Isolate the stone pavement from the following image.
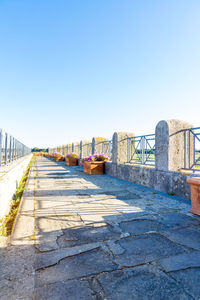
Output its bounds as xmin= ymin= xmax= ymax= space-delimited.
xmin=0 ymin=156 xmax=200 ymax=299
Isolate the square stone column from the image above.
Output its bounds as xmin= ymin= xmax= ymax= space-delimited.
xmin=155 ymin=120 xmax=194 ymax=171
xmin=80 ymin=141 xmax=83 ymax=159
xmin=112 ymin=132 xmax=134 ymax=164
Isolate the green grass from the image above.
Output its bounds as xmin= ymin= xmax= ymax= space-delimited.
xmin=0 ymin=157 xmax=33 ymax=236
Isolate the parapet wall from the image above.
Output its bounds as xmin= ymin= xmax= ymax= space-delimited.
xmin=105 ymin=162 xmax=191 ymax=200
xmin=49 ymin=119 xmax=200 ymax=200
xmin=0 ymin=154 xmax=32 ymax=219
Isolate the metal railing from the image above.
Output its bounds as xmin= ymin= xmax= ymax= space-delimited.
xmin=95 ymin=140 xmax=112 ymax=159
xmin=82 ymin=143 xmax=92 ymax=156
xmin=0 ymin=129 xmax=31 ymax=167
xmin=127 ymin=134 xmax=155 ymax=165
xmin=102 ymin=140 xmax=112 ymax=159
xmin=182 ymin=127 xmax=200 ymax=171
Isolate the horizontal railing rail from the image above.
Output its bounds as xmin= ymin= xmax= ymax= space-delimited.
xmin=127 ymin=134 xmax=155 ymax=165
xmin=0 ymin=129 xmax=31 ymax=167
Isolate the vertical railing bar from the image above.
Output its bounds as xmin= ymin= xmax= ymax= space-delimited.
xmin=184 ymin=130 xmax=187 ymax=169
xmin=5 ymin=133 xmax=8 ymax=165
xmin=127 ymin=138 xmax=130 ymax=163
xmin=0 ymin=129 xmax=2 ymax=166
xmin=189 ymin=130 xmax=191 ymax=169
xmin=9 ymin=135 xmax=12 ymax=162
xmin=193 ymin=131 xmax=196 ymax=167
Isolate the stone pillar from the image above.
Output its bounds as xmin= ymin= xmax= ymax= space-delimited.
xmin=112 ymin=132 xmax=134 ymax=164
xmin=155 ymin=120 xmax=193 ymax=171
xmin=80 ymin=141 xmax=83 ymax=159
xmin=92 ymin=137 xmax=106 ymax=154
xmin=72 ymin=143 xmax=74 ymax=152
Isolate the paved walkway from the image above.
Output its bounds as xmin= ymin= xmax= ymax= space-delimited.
xmin=1 ymin=157 xmax=200 ymax=299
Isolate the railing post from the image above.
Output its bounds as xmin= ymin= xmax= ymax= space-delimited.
xmin=112 ymin=132 xmax=134 ymax=164
xmin=9 ymin=136 xmax=12 ymax=162
xmin=155 ymin=120 xmax=193 ymax=171
xmin=80 ymin=141 xmax=83 ymax=159
xmin=0 ymin=130 xmax=2 ymax=166
xmin=12 ymin=137 xmax=14 ymax=161
xmin=109 ymin=141 xmax=112 ymax=159
xmin=141 ymin=136 xmax=145 ymax=164
xmin=127 ymin=138 xmax=131 ymax=163
xmin=5 ymin=133 xmax=8 ymax=165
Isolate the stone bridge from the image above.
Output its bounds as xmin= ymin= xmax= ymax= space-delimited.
xmin=0 ymin=156 xmax=200 ymax=299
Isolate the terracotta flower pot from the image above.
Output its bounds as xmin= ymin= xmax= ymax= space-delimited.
xmin=66 ymin=157 xmax=78 ymax=166
xmin=187 ymin=177 xmax=200 ymax=216
xmin=84 ymin=161 xmax=104 ymax=175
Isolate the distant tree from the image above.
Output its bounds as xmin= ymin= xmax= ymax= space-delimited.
xmin=31 ymin=147 xmax=48 ymax=153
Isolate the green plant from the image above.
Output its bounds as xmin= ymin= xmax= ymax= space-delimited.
xmin=0 ymin=157 xmax=33 ymax=236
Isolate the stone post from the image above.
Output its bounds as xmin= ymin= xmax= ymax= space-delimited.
xmin=112 ymin=132 xmax=134 ymax=164
xmin=92 ymin=137 xmax=107 ymax=155
xmin=155 ymin=119 xmax=193 ymax=171
xmin=80 ymin=141 xmax=83 ymax=159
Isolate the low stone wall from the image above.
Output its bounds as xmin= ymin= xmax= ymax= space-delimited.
xmin=0 ymin=154 xmax=33 ymax=219
xmin=105 ymin=162 xmax=191 ymax=200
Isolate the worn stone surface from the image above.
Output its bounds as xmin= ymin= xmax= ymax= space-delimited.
xmin=162 ymin=226 xmax=200 ymax=250
xmin=36 ymin=279 xmax=97 ymax=300
xmin=36 ymin=248 xmax=118 ymax=286
xmin=1 ymin=156 xmax=200 ymax=300
xmin=157 ymin=251 xmax=200 ymax=272
xmin=170 ymin=268 xmax=200 ymax=299
xmin=112 ymin=233 xmax=187 ymax=267
xmin=93 ymin=265 xmax=193 ymax=300
xmin=119 ymin=219 xmax=164 ymax=235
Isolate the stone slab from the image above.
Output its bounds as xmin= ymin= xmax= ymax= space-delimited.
xmin=93 ymin=265 xmax=192 ymax=300
xmin=35 ymin=279 xmax=96 ymax=300
xmin=162 ymin=226 xmax=200 ymax=250
xmin=112 ymin=233 xmax=187 ymax=267
xmin=170 ymin=268 xmax=200 ymax=299
xmin=36 ymin=248 xmax=118 ymax=286
xmin=157 ymin=251 xmax=200 ymax=272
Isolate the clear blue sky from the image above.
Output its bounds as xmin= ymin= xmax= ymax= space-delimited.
xmin=0 ymin=0 xmax=200 ymax=148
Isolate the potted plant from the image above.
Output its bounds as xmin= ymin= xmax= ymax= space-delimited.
xmin=83 ymin=154 xmax=109 ymax=175
xmin=52 ymin=152 xmax=65 ymax=161
xmin=66 ymin=152 xmax=79 ymax=166
xmin=187 ymin=177 xmax=200 ymax=216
